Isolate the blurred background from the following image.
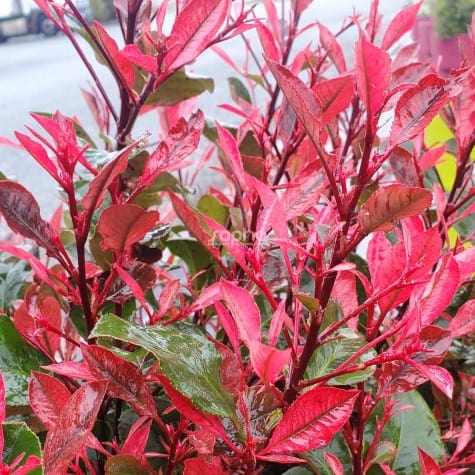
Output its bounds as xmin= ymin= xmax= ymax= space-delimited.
xmin=0 ymin=0 xmax=457 ymax=217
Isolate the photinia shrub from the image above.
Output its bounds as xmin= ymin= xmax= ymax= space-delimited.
xmin=0 ymin=0 xmax=474 ymax=473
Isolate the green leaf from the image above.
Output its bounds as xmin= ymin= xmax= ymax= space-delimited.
xmin=0 ymin=316 xmax=49 ymax=406
xmin=90 ymin=314 xmax=236 ymax=418
xmin=365 ymin=391 xmax=444 ymax=474
xmin=228 ymin=77 xmax=252 ymax=104
xmin=305 ymin=328 xmax=376 ymax=385
xmin=305 ymin=432 xmax=353 ymax=474
xmin=197 ymin=195 xmax=229 ymax=225
xmin=166 ymin=239 xmax=212 ymax=274
xmin=146 ymin=70 xmax=214 ymax=107
xmin=3 ymin=421 xmax=42 ymax=475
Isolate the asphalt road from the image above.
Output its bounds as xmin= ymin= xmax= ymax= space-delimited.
xmin=0 ymin=0 xmax=410 ymax=219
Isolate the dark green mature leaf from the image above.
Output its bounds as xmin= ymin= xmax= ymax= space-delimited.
xmin=0 ymin=315 xmax=49 ymax=406
xmin=3 ymin=422 xmax=42 ymax=475
xmin=90 ymin=314 xmax=236 ymax=418
xmin=305 ymin=329 xmax=376 ymax=385
xmin=146 ymin=70 xmax=214 ymax=106
xmin=365 ymin=391 xmax=444 ymax=474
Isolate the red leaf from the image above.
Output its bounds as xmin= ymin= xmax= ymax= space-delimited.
xmin=354 ymin=37 xmax=391 ymax=121
xmin=0 ymin=181 xmax=63 ymax=259
xmin=94 ymin=21 xmax=135 ymax=94
xmin=121 ymin=417 xmax=152 ymax=457
xmin=216 ymin=122 xmax=246 ymax=188
xmin=325 ymin=451 xmax=344 ymax=475
xmin=82 ymin=345 xmax=157 ymax=418
xmin=0 ymin=245 xmax=58 ymax=290
xmin=29 ymin=372 xmax=71 ymax=429
xmin=405 ymin=254 xmax=459 ymax=332
xmin=452 ymin=418 xmax=473 ymax=461
xmin=169 ymin=193 xmax=223 ymax=265
xmin=408 ymin=360 xmax=454 ymax=399
xmin=215 ymin=302 xmax=240 ymax=355
xmin=43 ymin=380 xmax=107 ymax=474
xmin=259 ymin=387 xmax=358 ymax=455
xmin=165 ymin=0 xmax=231 ymax=71
xmin=381 ymin=1 xmax=423 ymax=50
xmin=42 ymin=362 xmax=95 ymax=381
xmin=199 ymin=214 xmax=248 ymax=270
xmin=81 ymin=142 xmax=135 ymax=226
xmin=390 ymin=75 xmax=450 ymax=145
xmin=220 ymin=281 xmax=261 ymax=347
xmin=358 ymin=184 xmax=432 ymax=234
xmin=450 ymin=299 xmax=475 ymax=337
xmin=453 ymin=69 xmax=475 ymax=151
xmin=418 ymin=448 xmax=443 ymax=475
xmin=318 ymin=23 xmax=346 ymax=73
xmin=249 ymin=341 xmax=291 ymax=385
xmin=138 ymin=111 xmax=204 ymax=191
xmin=265 ymin=58 xmax=321 ymax=147
xmin=158 ymin=375 xmax=233 ymax=448
xmin=314 ymin=75 xmax=355 ymax=125
xmin=183 ymin=457 xmax=225 ymax=475
xmin=15 ymin=132 xmax=61 ymax=184
xmin=154 ymin=279 xmax=181 ymax=321
xmin=97 ymin=204 xmax=159 ymax=254
xmin=256 ymin=21 xmax=281 ymax=62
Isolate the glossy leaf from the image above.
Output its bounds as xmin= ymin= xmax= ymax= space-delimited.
xmin=29 ymin=372 xmax=71 ymax=429
xmin=0 ymin=316 xmax=49 ymax=407
xmin=418 ymin=448 xmax=442 ymax=475
xmin=390 ymin=75 xmax=450 ymax=144
xmin=97 ymin=204 xmax=159 ymax=254
xmin=2 ymin=422 xmax=42 ymax=475
xmin=165 ymin=0 xmax=231 ymax=70
xmin=43 ymin=380 xmax=107 ymax=474
xmin=259 ymin=387 xmax=358 ymax=456
xmin=90 ymin=314 xmax=236 ymax=418
xmin=0 ymin=181 xmax=62 ymax=259
xmin=358 ymin=184 xmax=432 ymax=234
xmin=305 ymin=329 xmax=376 ymax=385
xmin=82 ymin=345 xmax=157 ymax=417
xmin=145 ymin=69 xmax=214 ymax=106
